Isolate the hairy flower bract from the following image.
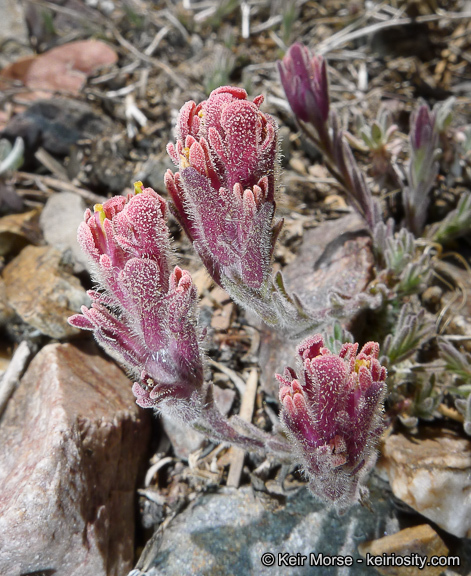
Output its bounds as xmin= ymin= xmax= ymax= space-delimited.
xmin=165 ymin=86 xmax=280 ymax=291
xmin=68 ymin=185 xmax=204 ymax=417
xmin=276 ymin=334 xmax=387 ymax=512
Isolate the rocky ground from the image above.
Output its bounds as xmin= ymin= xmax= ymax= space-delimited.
xmin=0 ymin=1 xmax=471 ymax=575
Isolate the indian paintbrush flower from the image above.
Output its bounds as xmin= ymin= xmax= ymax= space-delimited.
xmin=68 ymin=184 xmax=204 ymax=418
xmin=165 ymin=86 xmax=280 ymax=295
xmin=276 ymin=334 xmax=386 ymax=512
xmin=165 ymin=84 xmax=384 ymax=333
xmin=67 ymin=176 xmax=386 ymax=513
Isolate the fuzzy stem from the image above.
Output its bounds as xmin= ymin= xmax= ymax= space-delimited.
xmin=191 ymin=402 xmax=293 ymax=460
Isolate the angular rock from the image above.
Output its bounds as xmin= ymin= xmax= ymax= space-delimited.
xmin=0 ymin=341 xmax=151 ymax=576
xmin=0 ymin=209 xmax=42 ymax=257
xmin=282 ymin=214 xmax=372 ymax=307
xmin=2 ymin=244 xmax=89 ymax=338
xmin=161 ymin=416 xmax=206 ymax=461
xmin=378 ymin=429 xmax=471 ymax=538
xmin=358 ymin=524 xmax=449 ymax=576
xmin=259 ymin=214 xmax=374 ymax=397
xmin=212 ymin=384 xmax=236 ymax=416
xmin=200 ymin=286 xmax=235 ymax=332
xmin=39 ymin=191 xmax=89 ymax=273
xmin=133 ymin=478 xmax=403 ymax=576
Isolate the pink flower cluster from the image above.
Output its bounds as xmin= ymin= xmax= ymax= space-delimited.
xmin=277 ymin=335 xmax=387 ymax=512
xmin=165 ymin=86 xmax=280 ymax=291
xmin=68 ymin=185 xmax=203 ymax=414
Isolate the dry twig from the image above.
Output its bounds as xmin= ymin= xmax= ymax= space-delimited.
xmin=226 ymin=368 xmax=258 ymax=488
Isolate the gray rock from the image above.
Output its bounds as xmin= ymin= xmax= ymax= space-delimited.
xmin=0 ymin=0 xmax=32 ymax=68
xmin=39 ymin=191 xmax=89 ymax=273
xmin=133 ymin=478 xmax=403 ymax=576
xmin=0 ymin=341 xmax=151 ymax=576
xmin=161 ymin=415 xmax=206 ymax=460
xmin=1 ymin=99 xmax=111 ymax=167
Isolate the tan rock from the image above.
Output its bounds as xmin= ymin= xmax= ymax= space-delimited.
xmin=209 ymin=286 xmax=231 ymax=304
xmin=0 ymin=342 xmax=151 ymax=576
xmin=0 ymin=276 xmax=15 ymax=326
xmin=324 ymin=194 xmax=348 ymax=209
xmin=200 ymin=285 xmax=230 ymax=308
xmin=2 ymin=245 xmax=89 ymax=338
xmin=358 ymin=524 xmax=448 ymax=576
xmin=289 ymin=156 xmax=308 ymax=175
xmin=199 ymin=286 xmax=234 ymax=331
xmin=191 ymin=267 xmax=213 ymax=297
xmin=0 ymin=209 xmax=41 ymax=257
xmin=378 ymin=429 xmax=471 ymax=538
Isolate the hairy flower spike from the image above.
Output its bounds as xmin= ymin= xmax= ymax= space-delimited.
xmin=276 ymin=334 xmax=387 ymax=512
xmin=165 ymin=86 xmax=279 ymax=293
xmin=404 ymin=103 xmax=440 ymax=235
xmin=277 ymin=43 xmax=329 ymax=134
xmin=68 ymin=187 xmax=204 ymax=417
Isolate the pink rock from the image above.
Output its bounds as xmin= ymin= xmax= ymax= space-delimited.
xmin=0 ymin=342 xmax=151 ymax=576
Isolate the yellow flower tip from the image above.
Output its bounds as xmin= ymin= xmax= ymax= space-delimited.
xmin=134 ymin=181 xmax=144 ymax=195
xmin=180 ymin=147 xmax=191 ymax=168
xmin=354 ymin=358 xmax=371 ymax=373
xmin=198 ymin=110 xmax=204 ymax=118
xmin=94 ymin=203 xmax=107 ymax=227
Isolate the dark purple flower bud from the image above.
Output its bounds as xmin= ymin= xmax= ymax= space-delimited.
xmin=404 ymin=104 xmax=439 ymax=235
xmin=277 ymin=334 xmax=387 ymax=512
xmin=411 ymin=105 xmax=434 ymax=152
xmin=277 ymin=43 xmax=330 ymax=131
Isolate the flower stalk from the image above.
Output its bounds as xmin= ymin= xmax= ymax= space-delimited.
xmin=278 ymin=43 xmax=381 ymax=231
